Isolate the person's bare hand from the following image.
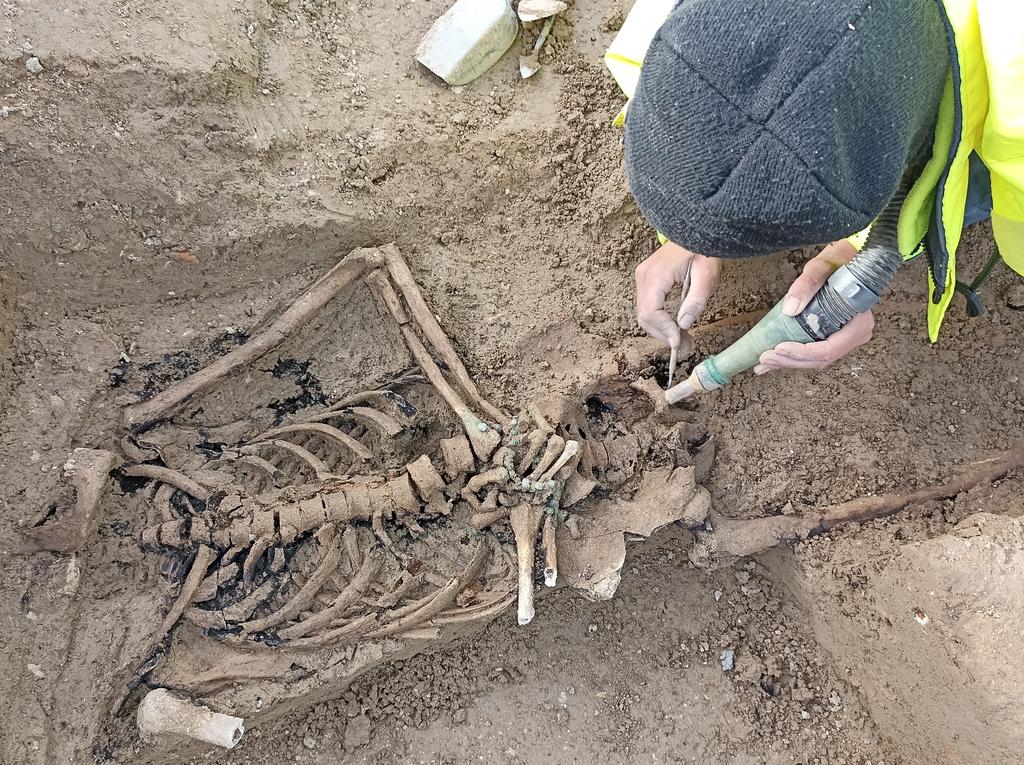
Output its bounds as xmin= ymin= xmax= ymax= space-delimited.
xmin=754 ymin=240 xmax=874 ymax=374
xmin=635 ymin=242 xmax=720 ymax=351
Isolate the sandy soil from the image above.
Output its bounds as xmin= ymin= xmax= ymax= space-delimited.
xmin=2 ymin=1 xmax=1024 ymax=764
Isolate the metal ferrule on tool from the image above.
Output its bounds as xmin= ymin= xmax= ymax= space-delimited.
xmin=665 ymin=191 xmax=905 ymax=405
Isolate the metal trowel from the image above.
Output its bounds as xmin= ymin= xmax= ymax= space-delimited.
xmin=519 ymin=15 xmax=556 ymax=78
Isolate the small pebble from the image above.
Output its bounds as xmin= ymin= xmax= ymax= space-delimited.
xmin=303 ymin=736 xmax=317 ymax=750
xmin=720 ymin=649 xmax=735 ymax=672
xmin=555 ymin=707 xmax=570 ymax=725
xmin=477 ymin=422 xmax=488 ymax=432
xmin=452 ymin=708 xmax=467 ymax=724
xmin=25 ymin=56 xmax=42 ymax=74
xmin=588 ymin=623 xmax=598 ymax=634
xmin=1006 ymin=284 xmax=1024 ymax=310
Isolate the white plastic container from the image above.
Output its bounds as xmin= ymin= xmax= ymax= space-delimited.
xmin=416 ymin=0 xmax=519 ymax=86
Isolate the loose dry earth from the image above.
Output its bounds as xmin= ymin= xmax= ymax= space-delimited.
xmin=2 ymin=1 xmax=1023 ymax=764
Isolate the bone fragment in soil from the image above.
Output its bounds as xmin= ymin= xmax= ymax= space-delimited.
xmin=240 ymin=529 xmax=343 ymax=633
xmin=539 ymin=440 xmax=579 ymax=483
xmin=253 ymin=422 xmax=374 ymax=461
xmin=301 ymin=405 xmax=406 ymax=438
xmin=122 ymin=247 xmax=383 ymax=431
xmin=542 ymin=513 xmax=558 ymax=587
xmin=366 ymin=540 xmax=490 ymax=638
xmin=277 ymin=550 xmax=382 ymax=640
xmin=379 ymin=244 xmax=506 ymax=424
xmin=464 ymin=465 xmax=511 ymax=495
xmin=133 ymin=544 xmax=216 ymax=680
xmin=367 ymin=272 xmax=500 ymax=460
xmin=123 ymin=463 xmax=211 ymax=501
xmin=440 ymin=433 xmax=476 ymax=478
xmin=690 ymin=444 xmax=1024 ymax=568
xmin=342 ymin=525 xmax=363 ymax=570
xmin=528 ymin=434 xmax=566 ymax=480
xmin=516 ymin=428 xmax=550 ymax=475
xmin=510 ymin=504 xmax=545 ymax=625
xmin=471 ymin=506 xmax=510 ymax=530
xmin=240 ymin=440 xmax=334 ymax=479
xmin=17 ymin=448 xmax=121 ymax=554
xmin=137 ymin=688 xmax=244 ymax=749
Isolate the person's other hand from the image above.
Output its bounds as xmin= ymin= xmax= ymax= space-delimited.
xmin=635 ymin=242 xmax=720 ymax=351
xmin=754 ymin=240 xmax=874 ymax=375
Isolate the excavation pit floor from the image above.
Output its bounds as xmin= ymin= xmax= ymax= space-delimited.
xmin=2 ymin=2 xmax=1024 ymax=764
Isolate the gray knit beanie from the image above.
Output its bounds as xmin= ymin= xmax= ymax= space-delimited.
xmin=625 ymin=0 xmax=950 ymax=258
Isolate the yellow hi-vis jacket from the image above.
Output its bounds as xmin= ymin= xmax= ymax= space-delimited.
xmin=607 ymin=0 xmax=1024 ymax=341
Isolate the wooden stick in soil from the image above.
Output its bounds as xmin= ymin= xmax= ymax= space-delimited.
xmin=379 ymin=244 xmax=507 ymax=424
xmin=121 ymin=247 xmax=383 ymax=431
xmin=690 ymin=445 xmax=1024 ymax=568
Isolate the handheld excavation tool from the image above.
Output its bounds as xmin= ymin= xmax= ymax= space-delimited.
xmin=665 ymin=192 xmax=905 ymax=405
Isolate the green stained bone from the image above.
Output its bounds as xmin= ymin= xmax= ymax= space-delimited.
xmin=702 ymin=300 xmax=816 ymax=385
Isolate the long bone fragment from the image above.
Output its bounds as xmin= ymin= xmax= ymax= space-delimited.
xmin=242 ymin=535 xmax=275 ymax=583
xmin=240 ymin=440 xmax=333 ymax=479
xmin=434 ymin=592 xmax=517 ymax=624
xmin=527 ymin=435 xmax=566 ymax=481
xmin=464 ymin=466 xmax=511 ymax=496
xmin=542 ymin=514 xmax=558 ymax=587
xmin=321 ymin=368 xmax=424 ymax=413
xmin=516 ymin=429 xmax=550 ymax=476
xmin=285 ymin=612 xmax=379 ymax=648
xmin=690 ymin=444 xmax=1024 ymax=568
xmin=471 ymin=507 xmax=510 ymax=530
xmin=301 ymin=406 xmax=405 ymax=437
xmin=223 ymin=576 xmax=279 ymax=623
xmin=343 ymin=525 xmax=363 ymax=570
xmin=367 ymin=272 xmax=499 ymax=460
xmin=372 ymin=572 xmax=424 ymax=609
xmin=219 ymin=453 xmax=281 ymax=483
xmin=154 ymin=484 xmax=178 ymax=523
xmin=137 ymin=688 xmax=244 ymax=750
xmin=379 ymin=244 xmax=506 ymax=424
xmin=510 ymin=504 xmax=544 ymax=625
xmin=122 ymin=247 xmax=383 ymax=431
xmin=131 ymin=544 xmax=216 ymax=681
